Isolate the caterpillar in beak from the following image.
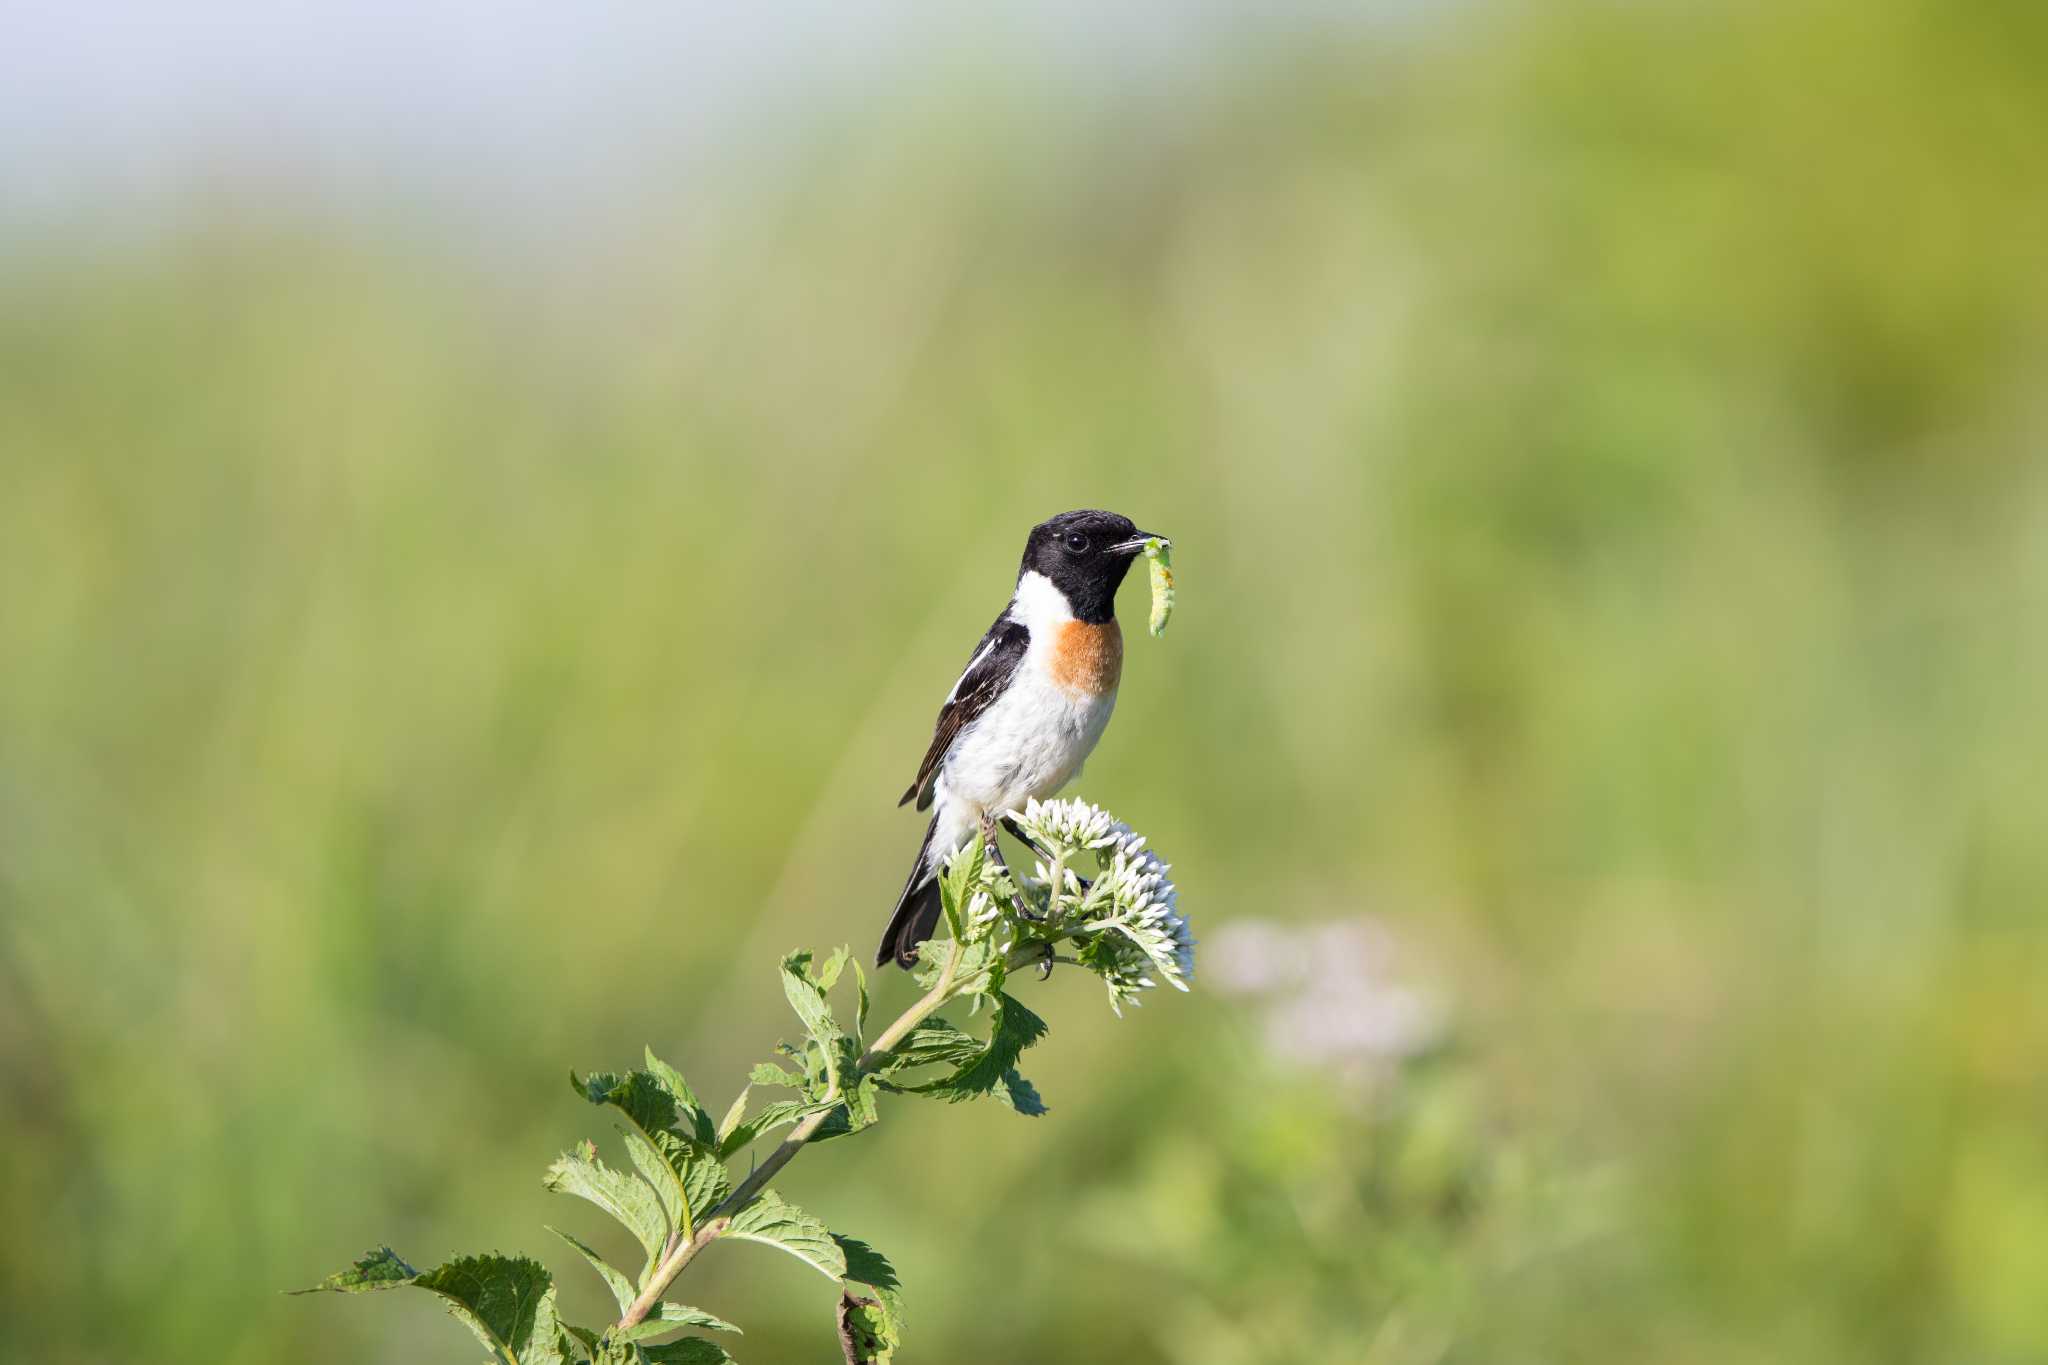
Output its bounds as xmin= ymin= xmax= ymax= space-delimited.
xmin=1142 ymin=538 xmax=1173 ymax=637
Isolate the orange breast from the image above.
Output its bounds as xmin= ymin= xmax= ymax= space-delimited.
xmin=1049 ymin=619 xmax=1124 ymax=697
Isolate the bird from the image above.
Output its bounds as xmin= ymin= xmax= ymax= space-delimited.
xmin=877 ymin=508 xmax=1168 ymax=969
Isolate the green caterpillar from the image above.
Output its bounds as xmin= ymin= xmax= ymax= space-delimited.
xmin=1143 ymin=537 xmax=1174 ymax=637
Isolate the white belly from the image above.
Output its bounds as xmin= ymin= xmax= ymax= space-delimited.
xmin=935 ymin=671 xmax=1116 ymax=820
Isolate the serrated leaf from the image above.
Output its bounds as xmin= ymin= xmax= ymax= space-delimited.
xmin=873 ymin=1017 xmax=982 ymax=1074
xmin=901 ymin=992 xmax=1047 ymax=1105
xmin=680 ymin=1150 xmax=731 ymax=1227
xmin=641 ymin=1130 xmax=734 ymax=1243
xmin=577 ymin=1069 xmax=731 ymax=1241
xmin=716 ymin=1097 xmax=815 ymax=1158
xmin=845 ymin=1073 xmax=881 ymax=1129
xmin=581 ymin=1068 xmax=714 ymax=1150
xmin=992 ymin=1067 xmax=1049 ymax=1116
xmin=412 ymin=1255 xmax=568 ymax=1365
xmin=805 ymin=1105 xmax=857 ymax=1144
xmin=585 ymin=1310 xmax=739 ymax=1361
xmin=304 ymin=1250 xmax=573 ymax=1364
xmin=299 ymin=1246 xmax=420 ymax=1293
xmin=544 ymin=1142 xmax=669 ymax=1270
xmin=749 ymin=1061 xmax=804 ymax=1089
xmin=617 ymin=1302 xmax=742 ymax=1342
xmin=835 ymin=1235 xmax=901 ymax=1295
xmin=650 ymin=1054 xmax=719 ymax=1147
xmin=617 ymin=1127 xmax=687 ymax=1239
xmin=910 ymin=936 xmax=997 ymax=996
xmin=936 ymin=841 xmax=985 ymax=940
xmin=837 ymin=1037 xmax=879 ymax=1126
xmin=780 ymin=950 xmax=842 ymax=1048
xmin=642 ymin=1050 xmax=704 ymax=1117
xmin=722 ymin=1191 xmax=848 ymax=1280
xmin=807 ymin=1075 xmax=883 ymax=1145
xmin=814 ymin=945 xmax=850 ymax=993
xmin=834 ymin=1233 xmax=904 ymax=1339
xmin=547 ymin=1227 xmax=636 ymax=1314
xmin=637 ymin=1341 xmax=736 ymax=1364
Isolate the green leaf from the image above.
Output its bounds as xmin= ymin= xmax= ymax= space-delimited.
xmin=909 ymin=935 xmax=997 ymax=994
xmin=642 ymin=1050 xmax=704 ymax=1114
xmin=806 ymin=1075 xmax=883 ymax=1145
xmin=577 ymin=1307 xmax=739 ymax=1361
xmin=936 ymin=841 xmax=985 ymax=940
xmin=835 ymin=1233 xmax=902 ymax=1294
xmin=837 ymin=1036 xmax=880 ymax=1128
xmin=992 ymin=1067 xmax=1049 ymax=1116
xmin=618 ymin=1301 xmax=742 ymax=1341
xmin=643 ymin=1051 xmax=719 ymax=1146
xmin=543 ymin=1141 xmax=669 ymax=1271
xmin=839 ymin=1291 xmax=896 ymax=1364
xmin=844 ymin=1072 xmax=882 ymax=1130
xmin=831 ymin=1236 xmax=905 ymax=1358
xmin=780 ymin=950 xmax=842 ymax=1047
xmin=722 ymin=1191 xmax=848 ymax=1280
xmin=298 ymin=1246 xmax=419 ymax=1293
xmin=412 ymin=1254 xmax=568 ymax=1365
xmin=814 ymin=945 xmax=850 ymax=993
xmin=637 ymin=1341 xmax=736 ymax=1364
xmin=748 ymin=1061 xmax=804 ymax=1089
xmin=716 ymin=1097 xmax=815 ymax=1158
xmin=715 ymin=1087 xmax=750 ymax=1145
xmin=901 ymin=992 xmax=1048 ymax=1105
xmin=615 ymin=1127 xmax=685 ymax=1236
xmin=680 ymin=1152 xmax=731 ymax=1229
xmin=626 ymin=1128 xmax=732 ymax=1244
xmin=577 ymin=1068 xmax=731 ymax=1241
xmin=873 ymin=1017 xmax=982 ymax=1074
xmin=580 ymin=1067 xmax=714 ymax=1150
xmin=547 ymin=1227 xmax=636 ymax=1315
xmin=853 ymin=959 xmax=871 ymax=1041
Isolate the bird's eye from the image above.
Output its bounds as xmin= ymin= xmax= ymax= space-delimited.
xmin=1064 ymin=532 xmax=1090 ymax=553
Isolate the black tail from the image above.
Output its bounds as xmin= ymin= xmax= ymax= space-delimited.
xmin=876 ymin=816 xmax=943 ymax=969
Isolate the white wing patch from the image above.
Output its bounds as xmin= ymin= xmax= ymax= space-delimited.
xmin=946 ymin=636 xmax=998 ymax=704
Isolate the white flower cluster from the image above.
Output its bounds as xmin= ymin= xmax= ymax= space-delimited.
xmin=1006 ymin=797 xmax=1196 ymax=1014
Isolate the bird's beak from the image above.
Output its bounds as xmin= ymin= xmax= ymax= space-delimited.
xmin=1110 ymin=532 xmax=1169 ymax=557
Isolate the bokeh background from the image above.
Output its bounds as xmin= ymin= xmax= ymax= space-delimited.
xmin=5 ymin=2 xmax=2047 ymax=1361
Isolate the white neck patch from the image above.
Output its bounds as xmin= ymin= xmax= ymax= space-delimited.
xmin=1011 ymin=570 xmax=1075 ymax=632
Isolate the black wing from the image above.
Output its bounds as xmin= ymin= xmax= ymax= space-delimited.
xmin=898 ymin=614 xmax=1030 ymax=811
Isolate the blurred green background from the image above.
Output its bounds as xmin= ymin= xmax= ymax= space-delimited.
xmin=4 ymin=1 xmax=2047 ymax=1361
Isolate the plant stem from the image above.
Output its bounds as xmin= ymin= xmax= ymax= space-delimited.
xmin=614 ymin=939 xmax=968 ymax=1333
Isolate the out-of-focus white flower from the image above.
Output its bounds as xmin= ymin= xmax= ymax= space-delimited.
xmin=1209 ymin=917 xmax=1448 ymax=1099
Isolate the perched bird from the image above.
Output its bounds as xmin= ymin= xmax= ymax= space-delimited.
xmin=877 ymin=509 xmax=1169 ymax=969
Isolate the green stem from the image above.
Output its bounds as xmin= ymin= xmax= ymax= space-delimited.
xmin=614 ymin=938 xmax=970 ymax=1334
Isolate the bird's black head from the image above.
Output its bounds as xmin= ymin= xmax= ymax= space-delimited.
xmin=1018 ymin=509 xmax=1167 ymax=624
